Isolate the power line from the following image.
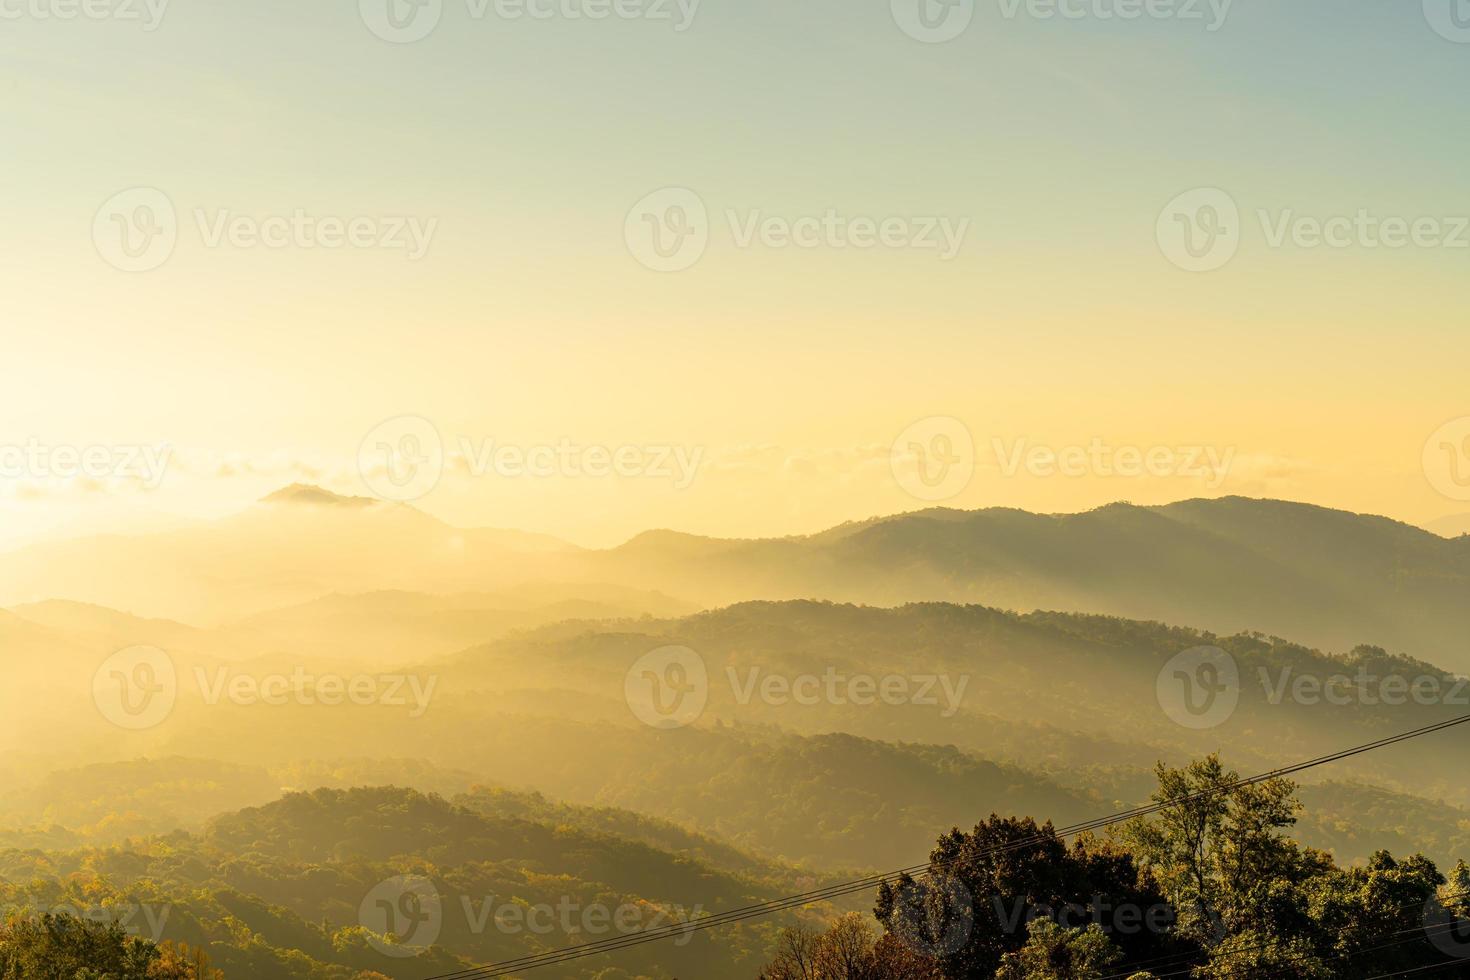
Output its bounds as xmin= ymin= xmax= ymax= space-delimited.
xmin=1145 ymin=922 xmax=1470 ymax=979
xmin=1096 ymin=887 xmax=1470 ymax=980
xmin=418 ymin=711 xmax=1470 ymax=980
xmin=422 ymin=713 xmax=1470 ymax=979
xmin=1361 ymin=954 xmax=1470 ymax=979
xmin=1225 ymin=923 xmax=1470 ymax=980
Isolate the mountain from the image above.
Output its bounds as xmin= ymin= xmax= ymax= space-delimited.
xmin=50 ymin=596 xmax=1453 ymax=869
xmin=230 ymin=584 xmax=696 ymax=664
xmin=0 ymin=486 xmax=583 ymax=623
xmin=431 ymin=599 xmax=1470 ymax=809
xmin=590 ymin=497 xmax=1470 ymax=668
xmin=6 ymin=588 xmax=1470 ymax=976
xmin=8 ymin=599 xmax=224 ymax=652
xmin=257 ymin=483 xmax=379 ymax=507
xmin=0 ymin=786 xmax=798 ymax=980
xmin=3 ymin=491 xmax=1467 ymax=667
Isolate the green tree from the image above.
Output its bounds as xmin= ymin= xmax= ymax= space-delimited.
xmin=1443 ymin=860 xmax=1470 ymax=917
xmin=994 ymin=920 xmax=1123 ymax=980
xmin=0 ymin=912 xmax=161 ymax=979
xmin=149 ymin=941 xmax=224 ymax=979
xmin=874 ymin=819 xmax=1180 ymax=979
xmin=1118 ymin=754 xmax=1305 ymax=946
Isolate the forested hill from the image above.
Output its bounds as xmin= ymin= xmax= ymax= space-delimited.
xmin=444 ymin=598 xmax=1470 ymax=806
xmin=3 ymin=494 xmax=1466 ymax=671
xmin=0 ymin=786 xmax=800 ymax=979
xmin=592 ymin=498 xmax=1470 ymax=669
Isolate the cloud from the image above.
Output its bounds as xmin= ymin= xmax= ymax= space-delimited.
xmin=1216 ymin=453 xmax=1318 ymax=490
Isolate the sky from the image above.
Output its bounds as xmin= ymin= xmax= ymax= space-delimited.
xmin=1 ymin=0 xmax=1468 ymax=548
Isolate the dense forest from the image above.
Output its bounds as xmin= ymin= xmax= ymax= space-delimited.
xmin=5 ymin=756 xmax=1469 ymax=978
xmin=3 ymin=497 xmax=1468 ymax=976
xmin=0 ymin=785 xmax=789 ymax=978
xmin=757 ymin=757 xmax=1470 ymax=979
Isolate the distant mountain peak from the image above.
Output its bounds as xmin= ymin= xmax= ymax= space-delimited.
xmin=259 ymin=484 xmax=377 ymax=508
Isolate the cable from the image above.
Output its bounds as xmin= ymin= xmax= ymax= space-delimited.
xmin=422 ymin=713 xmax=1470 ymax=979
xmin=1361 ymin=955 xmax=1470 ymax=979
xmin=1135 ymin=905 xmax=1470 ymax=979
xmin=1095 ymin=887 xmax=1470 ymax=980
xmin=428 ymin=712 xmax=1470 ymax=979
xmin=445 ymin=710 xmax=1470 ymax=979
xmin=418 ymin=712 xmax=1470 ymax=979
xmin=1233 ymin=924 xmax=1470 ymax=980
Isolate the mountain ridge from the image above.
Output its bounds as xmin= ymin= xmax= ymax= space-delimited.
xmin=2 ymin=490 xmax=1465 ymax=664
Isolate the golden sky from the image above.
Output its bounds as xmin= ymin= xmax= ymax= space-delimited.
xmin=2 ymin=0 xmax=1467 ymax=547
